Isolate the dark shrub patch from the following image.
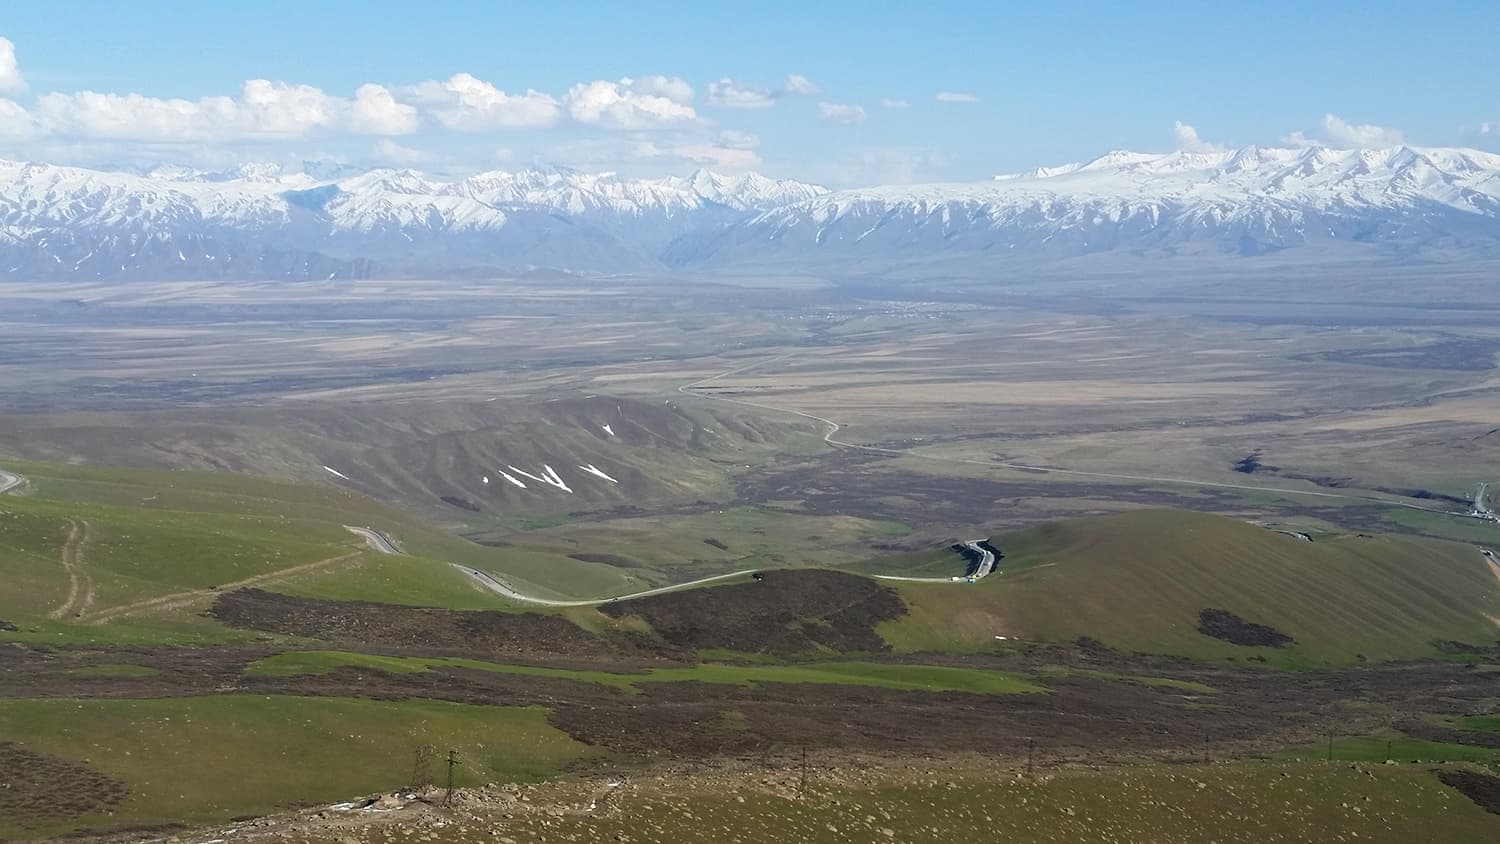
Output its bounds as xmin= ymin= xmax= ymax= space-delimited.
xmin=1437 ymin=769 xmax=1500 ymax=815
xmin=1197 ymin=608 xmax=1293 ymax=648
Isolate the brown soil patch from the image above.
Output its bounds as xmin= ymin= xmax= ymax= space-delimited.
xmin=209 ymin=589 xmax=658 ymax=659
xmin=1437 ymin=769 xmax=1500 ymax=815
xmin=599 ymin=569 xmax=905 ymax=655
xmin=5 ymin=643 xmax=1500 ymax=776
xmin=0 ymin=741 xmax=128 ymax=834
xmin=1197 ymin=608 xmax=1294 ymax=647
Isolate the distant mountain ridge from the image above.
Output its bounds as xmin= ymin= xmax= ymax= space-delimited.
xmin=0 ymin=159 xmax=827 ymax=279
xmin=4 ymin=145 xmax=1500 ymax=280
xmin=670 ymin=145 xmax=1500 ymax=269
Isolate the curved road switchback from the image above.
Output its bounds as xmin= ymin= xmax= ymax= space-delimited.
xmin=962 ymin=540 xmax=998 ymax=578
xmin=0 ymin=469 xmax=25 ymax=495
xmin=344 ymin=526 xmax=763 ymax=607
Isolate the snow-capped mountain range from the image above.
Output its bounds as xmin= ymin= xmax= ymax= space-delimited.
xmin=673 ymin=145 xmax=1500 ymax=268
xmin=4 ymin=145 xmax=1500 ymax=280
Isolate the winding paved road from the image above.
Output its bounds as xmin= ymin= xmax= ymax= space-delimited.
xmin=0 ymin=469 xmax=25 ymax=495
xmin=963 ymin=540 xmax=998 ymax=578
xmin=345 ymin=526 xmax=762 ymax=607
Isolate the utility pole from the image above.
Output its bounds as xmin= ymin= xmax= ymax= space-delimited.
xmin=799 ymin=745 xmax=809 ymax=798
xmin=442 ymin=749 xmax=460 ymax=807
xmin=1026 ymin=737 xmax=1035 ymax=777
xmin=1327 ymin=732 xmax=1335 ymax=762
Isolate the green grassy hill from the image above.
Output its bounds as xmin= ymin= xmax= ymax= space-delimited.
xmin=0 ymin=460 xmax=633 ymax=641
xmin=882 ymin=509 xmax=1500 ymax=664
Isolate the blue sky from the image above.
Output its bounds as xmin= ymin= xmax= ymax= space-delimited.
xmin=1 ymin=1 xmax=1496 ymax=185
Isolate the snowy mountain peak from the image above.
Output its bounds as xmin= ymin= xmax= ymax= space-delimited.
xmin=0 ymin=159 xmax=827 ymax=280
xmin=671 ymin=144 xmax=1500 ymax=269
xmin=4 ymin=147 xmax=1500 ymax=280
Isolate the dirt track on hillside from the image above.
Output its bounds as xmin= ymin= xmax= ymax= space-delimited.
xmin=83 ymin=551 xmax=364 ymax=625
xmin=48 ymin=519 xmax=93 ymax=620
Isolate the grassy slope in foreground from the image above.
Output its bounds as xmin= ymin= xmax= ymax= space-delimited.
xmin=882 ymin=509 xmax=1500 ymax=664
xmin=332 ymin=763 xmax=1500 ymax=844
xmin=0 ymin=696 xmax=592 ymax=840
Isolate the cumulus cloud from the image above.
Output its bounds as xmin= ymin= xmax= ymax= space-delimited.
xmin=31 ymin=80 xmax=337 ymax=141
xmin=350 ymin=83 xmax=418 ymax=135
xmin=1283 ymin=113 xmax=1405 ymax=149
xmin=0 ymin=97 xmax=34 ymax=137
xmin=371 ymin=138 xmax=429 ymax=164
xmin=881 ymin=98 xmax=910 ymax=110
xmin=0 ymin=37 xmax=22 ymax=93
xmin=1482 ymin=121 xmax=1495 ymax=136
xmin=782 ymin=74 xmax=821 ymax=96
xmin=817 ymin=102 xmax=866 ymax=125
xmin=935 ymin=91 xmax=980 ymax=103
xmin=1171 ymin=120 xmax=1223 ymax=153
xmin=565 ymin=77 xmax=696 ymax=129
xmin=1319 ymin=113 xmax=1404 ymax=147
xmin=629 ymin=74 xmax=694 ymax=104
xmin=707 ymin=78 xmax=776 ymax=109
xmin=402 ymin=73 xmax=560 ymax=130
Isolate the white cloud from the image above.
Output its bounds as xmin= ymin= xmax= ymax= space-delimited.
xmin=707 ymin=78 xmax=776 ymax=109
xmin=1320 ymin=113 xmax=1404 ymax=148
xmin=935 ymin=91 xmax=980 ymax=103
xmin=403 ymin=73 xmax=560 ymax=130
xmin=32 ymin=79 xmax=337 ymax=142
xmin=629 ymin=74 xmax=694 ymax=104
xmin=1482 ymin=121 xmax=1495 ymax=136
xmin=238 ymin=80 xmax=336 ymax=136
xmin=1284 ymin=113 xmax=1405 ymax=149
xmin=350 ymin=83 xmax=418 ymax=135
xmin=881 ymin=98 xmax=910 ymax=110
xmin=1171 ymin=120 xmax=1223 ymax=153
xmin=371 ymin=138 xmax=429 ymax=164
xmin=817 ymin=102 xmax=866 ymax=125
xmin=0 ymin=37 xmax=23 ymax=93
xmin=565 ymin=77 xmax=697 ymax=129
xmin=782 ymin=74 xmax=821 ymax=96
xmin=0 ymin=97 xmax=34 ymax=138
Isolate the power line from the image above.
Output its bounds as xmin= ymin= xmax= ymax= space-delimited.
xmin=411 ymin=744 xmax=434 ymax=793
xmin=442 ymin=749 xmax=460 ymax=807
